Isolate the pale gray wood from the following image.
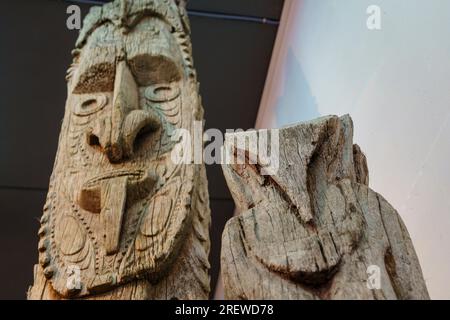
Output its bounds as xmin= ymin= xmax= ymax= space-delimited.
xmin=221 ymin=115 xmax=429 ymax=300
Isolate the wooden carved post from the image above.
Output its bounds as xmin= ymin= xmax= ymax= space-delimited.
xmin=221 ymin=115 xmax=429 ymax=299
xmin=28 ymin=0 xmax=211 ymax=300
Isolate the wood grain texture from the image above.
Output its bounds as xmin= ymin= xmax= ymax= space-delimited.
xmin=221 ymin=115 xmax=429 ymax=300
xmin=28 ymin=0 xmax=210 ymax=300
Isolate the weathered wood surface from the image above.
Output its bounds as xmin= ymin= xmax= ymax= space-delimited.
xmin=28 ymin=0 xmax=211 ymax=300
xmin=221 ymin=115 xmax=429 ymax=300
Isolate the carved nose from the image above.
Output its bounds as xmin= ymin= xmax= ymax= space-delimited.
xmin=87 ymin=60 xmax=161 ymax=163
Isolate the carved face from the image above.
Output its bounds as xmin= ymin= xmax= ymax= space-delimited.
xmin=39 ymin=17 xmax=201 ymax=297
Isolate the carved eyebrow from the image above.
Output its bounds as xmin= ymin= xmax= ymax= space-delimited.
xmin=128 ymin=53 xmax=182 ymax=86
xmin=72 ymin=62 xmax=116 ymax=94
xmin=72 ymin=46 xmax=117 ymax=94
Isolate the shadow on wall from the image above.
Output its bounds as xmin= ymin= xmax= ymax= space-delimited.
xmin=275 ymin=48 xmax=320 ymax=124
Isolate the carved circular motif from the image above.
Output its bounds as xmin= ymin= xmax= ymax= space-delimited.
xmin=73 ymin=94 xmax=108 ymax=117
xmin=145 ymin=83 xmax=180 ymax=103
xmin=139 ymin=194 xmax=173 ymax=238
xmin=55 ymin=216 xmax=86 ymax=256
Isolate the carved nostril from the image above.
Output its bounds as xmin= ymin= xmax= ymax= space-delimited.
xmin=122 ymin=110 xmax=161 ymax=158
xmin=87 ymin=132 xmax=101 ymax=148
xmin=133 ymin=124 xmax=158 ymax=152
xmin=86 ymin=131 xmax=124 ymax=163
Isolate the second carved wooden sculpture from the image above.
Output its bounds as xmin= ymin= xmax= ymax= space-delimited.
xmin=221 ymin=115 xmax=429 ymax=300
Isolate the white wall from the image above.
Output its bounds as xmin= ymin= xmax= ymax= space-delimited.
xmin=258 ymin=0 xmax=450 ymax=299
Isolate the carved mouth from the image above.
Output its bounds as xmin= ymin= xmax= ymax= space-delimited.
xmin=83 ymin=169 xmax=145 ymax=189
xmin=79 ymin=168 xmax=156 ymax=214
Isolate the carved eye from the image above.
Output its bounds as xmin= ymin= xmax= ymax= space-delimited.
xmin=73 ymin=94 xmax=108 ymax=116
xmin=145 ymin=83 xmax=180 ymax=103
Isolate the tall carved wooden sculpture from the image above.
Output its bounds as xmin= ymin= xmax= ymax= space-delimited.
xmin=221 ymin=115 xmax=429 ymax=299
xmin=28 ymin=0 xmax=210 ymax=300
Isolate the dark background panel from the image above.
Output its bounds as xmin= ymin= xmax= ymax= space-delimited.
xmin=0 ymin=0 xmax=80 ymax=189
xmin=188 ymin=0 xmax=284 ymax=21
xmin=0 ymin=189 xmax=44 ymax=300
xmin=90 ymin=0 xmax=284 ymax=20
xmin=0 ymin=0 xmax=282 ymax=299
xmin=191 ymin=15 xmax=278 ymax=199
xmin=192 ymin=16 xmax=277 ymax=132
xmin=208 ymin=199 xmax=235 ymax=295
